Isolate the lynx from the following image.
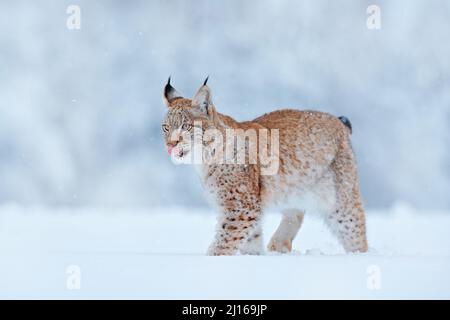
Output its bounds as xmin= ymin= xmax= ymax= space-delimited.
xmin=161 ymin=77 xmax=368 ymax=255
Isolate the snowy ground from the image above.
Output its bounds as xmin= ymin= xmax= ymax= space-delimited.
xmin=1 ymin=203 xmax=450 ymax=299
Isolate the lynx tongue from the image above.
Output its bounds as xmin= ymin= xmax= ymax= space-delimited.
xmin=167 ymin=145 xmax=174 ymax=155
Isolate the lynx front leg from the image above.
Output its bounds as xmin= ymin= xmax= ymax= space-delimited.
xmin=207 ymin=209 xmax=262 ymax=256
xmin=239 ymin=222 xmax=263 ymax=255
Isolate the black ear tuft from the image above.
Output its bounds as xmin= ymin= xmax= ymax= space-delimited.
xmin=203 ymin=76 xmax=209 ymax=86
xmin=163 ymin=76 xmax=183 ymax=106
xmin=164 ymin=76 xmax=174 ymax=96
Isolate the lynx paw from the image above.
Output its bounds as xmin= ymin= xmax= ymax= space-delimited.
xmin=267 ymin=238 xmax=292 ymax=253
xmin=207 ymin=244 xmax=235 ymax=256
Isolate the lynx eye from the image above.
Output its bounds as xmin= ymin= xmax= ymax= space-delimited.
xmin=182 ymin=123 xmax=192 ymax=131
xmin=162 ymin=124 xmax=169 ymax=133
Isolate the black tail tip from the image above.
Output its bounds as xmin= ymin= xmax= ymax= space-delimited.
xmin=338 ymin=116 xmax=352 ymax=134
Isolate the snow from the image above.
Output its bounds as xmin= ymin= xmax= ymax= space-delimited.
xmin=1 ymin=204 xmax=450 ymax=299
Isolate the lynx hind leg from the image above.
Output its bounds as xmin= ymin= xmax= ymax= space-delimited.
xmin=239 ymin=222 xmax=264 ymax=255
xmin=326 ymin=205 xmax=368 ymax=253
xmin=267 ymin=209 xmax=305 ymax=253
xmin=329 ymin=141 xmax=368 ymax=253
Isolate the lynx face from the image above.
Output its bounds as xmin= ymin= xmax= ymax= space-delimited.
xmin=161 ymin=78 xmax=216 ymax=160
xmin=161 ymin=100 xmax=196 ymax=159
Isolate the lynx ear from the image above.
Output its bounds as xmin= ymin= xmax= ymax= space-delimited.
xmin=163 ymin=76 xmax=183 ymax=107
xmin=192 ymin=77 xmax=211 ymax=114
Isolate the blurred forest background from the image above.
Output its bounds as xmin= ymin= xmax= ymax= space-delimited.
xmin=0 ymin=0 xmax=449 ymax=210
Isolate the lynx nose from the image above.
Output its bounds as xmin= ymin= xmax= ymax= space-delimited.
xmin=167 ymin=134 xmax=184 ymax=154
